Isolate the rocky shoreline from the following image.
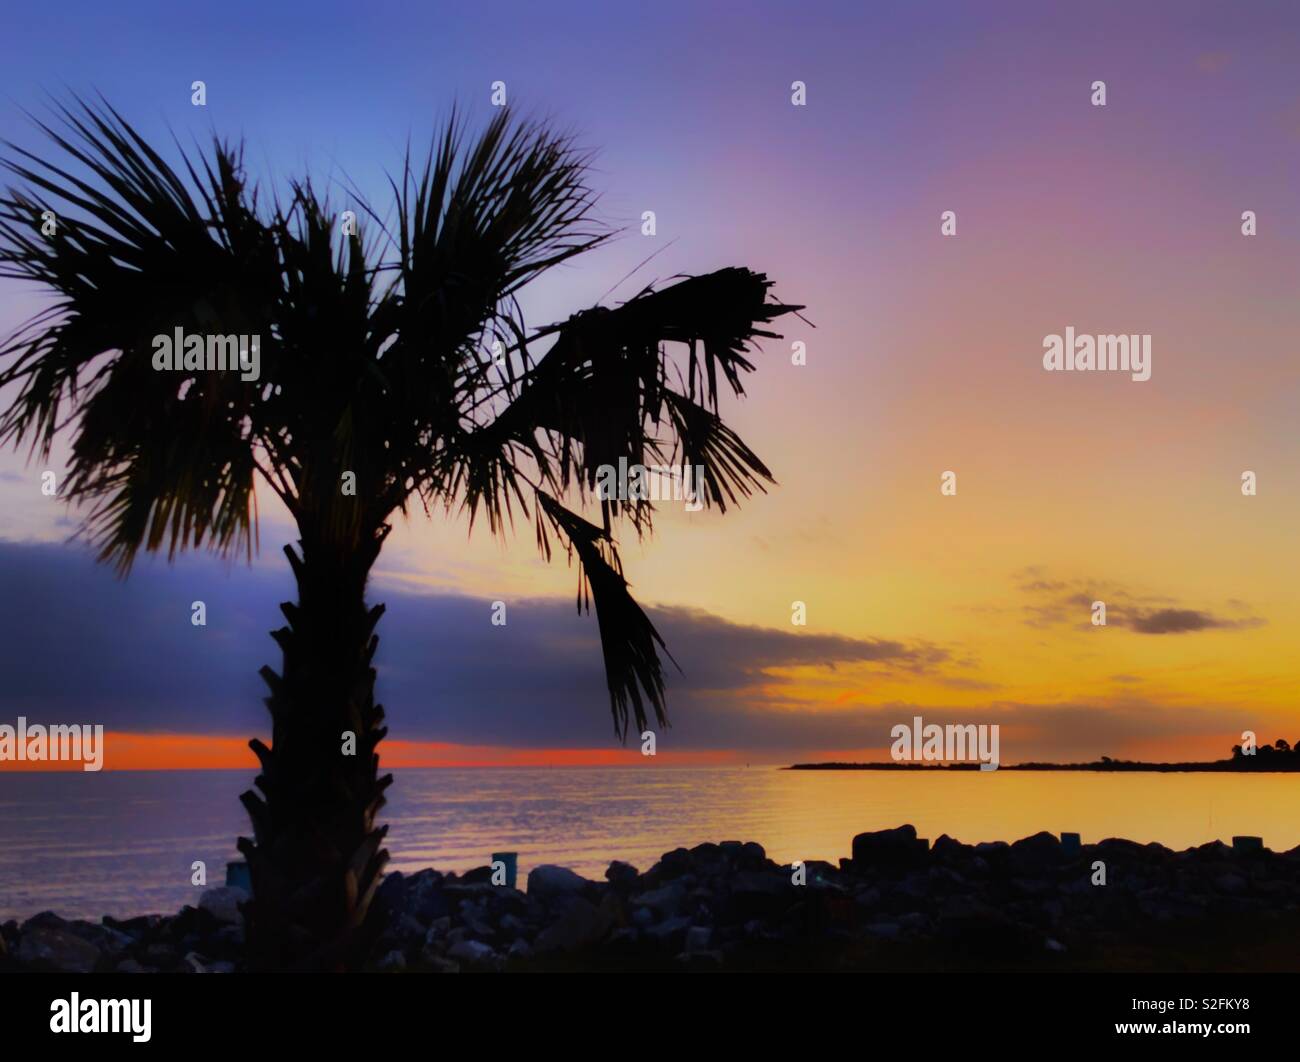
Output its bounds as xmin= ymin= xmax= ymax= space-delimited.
xmin=4 ymin=825 xmax=1300 ymax=972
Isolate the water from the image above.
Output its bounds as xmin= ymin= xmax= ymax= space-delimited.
xmin=1 ymin=766 xmax=1297 ymax=922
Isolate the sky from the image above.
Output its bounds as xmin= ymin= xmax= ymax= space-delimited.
xmin=0 ymin=0 xmax=1297 ymax=768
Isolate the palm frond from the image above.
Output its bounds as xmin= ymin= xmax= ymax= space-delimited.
xmin=535 ymin=490 xmax=674 ymax=739
xmin=0 ymin=96 xmax=276 ymax=568
xmin=457 ymin=267 xmax=800 ymax=532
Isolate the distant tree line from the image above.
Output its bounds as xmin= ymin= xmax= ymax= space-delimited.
xmin=1230 ymin=738 xmax=1297 ymax=761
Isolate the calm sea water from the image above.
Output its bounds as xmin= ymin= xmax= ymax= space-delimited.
xmin=1 ymin=766 xmax=1297 ymax=921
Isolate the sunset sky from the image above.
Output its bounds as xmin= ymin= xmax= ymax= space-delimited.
xmin=1 ymin=0 xmax=1297 ymax=769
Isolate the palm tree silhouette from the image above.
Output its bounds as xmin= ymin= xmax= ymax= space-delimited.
xmin=0 ymin=98 xmax=800 ymax=969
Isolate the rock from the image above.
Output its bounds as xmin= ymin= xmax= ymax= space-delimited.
xmin=1214 ymin=873 xmax=1247 ymax=894
xmin=375 ymin=871 xmax=406 ymax=916
xmin=606 ymin=927 xmax=640 ymax=952
xmin=404 ymin=870 xmax=450 ymax=921
xmin=728 ymin=870 xmax=791 ymax=919
xmin=22 ymin=911 xmax=69 ymax=930
xmin=198 ymin=886 xmax=248 ymax=925
xmin=533 ymin=896 xmax=607 ymax=954
xmin=635 ymin=882 xmax=687 ymax=916
xmin=145 ymin=942 xmax=179 ymax=966
xmin=853 ymin=887 xmax=882 ymax=910
xmin=103 ymin=914 xmax=161 ymax=939
xmin=690 ymin=842 xmax=724 ymax=868
xmin=643 ymin=915 xmax=691 ymax=949
xmin=463 ymin=915 xmax=496 ymax=941
xmin=605 ymin=861 xmax=640 ymax=888
xmin=937 ymin=898 xmax=1031 ymax=957
xmin=16 ymin=925 xmax=101 ymax=973
xmin=802 ymin=860 xmax=839 ymax=885
xmin=1010 ymin=831 xmax=1063 ymax=870
xmin=852 ymin=825 xmax=926 ymax=868
xmin=443 ymin=880 xmax=509 ymax=904
xmin=376 ymin=949 xmax=407 ymax=971
xmin=507 ymin=937 xmax=532 ymax=960
xmin=213 ymin=924 xmax=244 ymax=949
xmin=389 ymin=913 xmax=425 ymax=946
xmin=527 ymin=865 xmax=591 ymax=902
xmin=675 ymin=949 xmax=723 ymax=969
xmin=652 ymin=848 xmax=694 ymax=879
xmin=448 ymin=939 xmax=501 ymax=970
xmin=63 ymin=920 xmax=135 ymax=956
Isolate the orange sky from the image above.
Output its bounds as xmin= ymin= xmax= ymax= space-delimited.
xmin=1 ymin=8 xmax=1297 ymax=769
xmin=0 ymin=733 xmax=751 ymax=771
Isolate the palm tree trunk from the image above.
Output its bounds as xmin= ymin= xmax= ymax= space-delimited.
xmin=237 ymin=528 xmax=393 ymax=971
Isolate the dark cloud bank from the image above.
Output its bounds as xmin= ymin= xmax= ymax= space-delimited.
xmin=0 ymin=542 xmax=1252 ymax=757
xmin=0 ymin=540 xmax=948 ymax=752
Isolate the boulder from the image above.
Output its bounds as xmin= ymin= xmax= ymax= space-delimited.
xmin=634 ymin=882 xmax=688 ymax=916
xmin=16 ymin=925 xmax=101 ymax=972
xmin=198 ymin=886 xmax=248 ymax=925
xmin=852 ymin=825 xmax=927 ymax=868
xmin=403 ymin=870 xmax=450 ymax=922
xmin=526 ymin=865 xmax=591 ymax=902
xmin=1008 ymin=826 xmax=1060 ymax=868
xmin=533 ymin=896 xmax=609 ymax=954
xmin=651 ymin=848 xmax=694 ymax=880
xmin=605 ymin=861 xmax=640 ymax=888
xmin=448 ymin=938 xmax=501 ymax=970
xmin=643 ymin=915 xmax=691 ymax=950
xmin=64 ymin=920 xmax=137 ymax=956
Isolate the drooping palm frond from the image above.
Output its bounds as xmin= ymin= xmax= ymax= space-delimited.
xmin=535 ymin=490 xmax=674 ymax=739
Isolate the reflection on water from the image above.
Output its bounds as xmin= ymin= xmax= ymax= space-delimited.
xmin=1 ymin=766 xmax=1297 ymax=920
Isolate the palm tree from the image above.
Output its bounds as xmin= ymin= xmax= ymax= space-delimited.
xmin=0 ymin=98 xmax=800 ymax=970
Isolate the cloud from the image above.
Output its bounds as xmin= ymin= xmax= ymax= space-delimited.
xmin=0 ymin=543 xmax=1264 ymax=760
xmin=0 ymin=539 xmax=950 ymax=751
xmin=1013 ymin=572 xmax=1265 ymax=636
xmin=1126 ymin=607 xmax=1262 ymax=635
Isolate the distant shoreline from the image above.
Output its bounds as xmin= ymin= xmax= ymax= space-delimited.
xmin=787 ymin=759 xmax=1300 ymax=773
